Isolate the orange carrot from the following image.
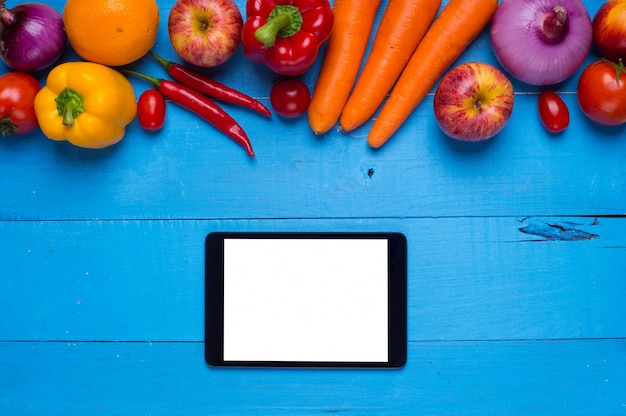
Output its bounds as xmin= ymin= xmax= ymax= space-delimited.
xmin=367 ymin=0 xmax=498 ymax=148
xmin=339 ymin=0 xmax=441 ymax=132
xmin=307 ymin=0 xmax=383 ymax=135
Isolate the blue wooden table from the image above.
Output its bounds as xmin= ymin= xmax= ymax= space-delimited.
xmin=1 ymin=0 xmax=625 ymax=414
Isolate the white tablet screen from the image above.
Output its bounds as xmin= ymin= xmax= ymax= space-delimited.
xmin=222 ymin=238 xmax=389 ymax=363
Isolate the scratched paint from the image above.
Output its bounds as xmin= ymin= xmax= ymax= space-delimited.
xmin=519 ymin=218 xmax=599 ymax=241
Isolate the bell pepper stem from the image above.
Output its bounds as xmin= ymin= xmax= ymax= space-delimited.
xmin=254 ymin=5 xmax=303 ymax=47
xmin=55 ymin=88 xmax=85 ymax=127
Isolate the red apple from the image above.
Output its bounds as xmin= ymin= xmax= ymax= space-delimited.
xmin=593 ymin=0 xmax=626 ymax=62
xmin=168 ymin=0 xmax=243 ymax=67
xmin=433 ymin=62 xmax=514 ymax=142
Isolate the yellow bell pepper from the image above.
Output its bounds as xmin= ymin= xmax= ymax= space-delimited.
xmin=34 ymin=62 xmax=137 ymax=149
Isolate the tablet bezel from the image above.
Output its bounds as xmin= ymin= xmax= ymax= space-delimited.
xmin=205 ymin=231 xmax=407 ymax=368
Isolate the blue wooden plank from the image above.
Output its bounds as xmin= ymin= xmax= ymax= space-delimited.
xmin=2 ymin=218 xmax=624 ymax=342
xmin=1 ymin=339 xmax=624 ymax=415
xmin=1 ymin=91 xmax=625 ymax=220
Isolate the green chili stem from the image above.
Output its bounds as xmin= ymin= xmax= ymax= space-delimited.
xmin=148 ymin=51 xmax=173 ymax=71
xmin=121 ymin=69 xmax=162 ymax=88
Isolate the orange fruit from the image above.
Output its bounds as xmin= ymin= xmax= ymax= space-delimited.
xmin=63 ymin=0 xmax=160 ymax=67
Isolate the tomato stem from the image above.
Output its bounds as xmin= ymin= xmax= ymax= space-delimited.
xmin=0 ymin=112 xmax=18 ymax=136
xmin=615 ymin=58 xmax=624 ymax=85
xmin=601 ymin=57 xmax=624 ymax=85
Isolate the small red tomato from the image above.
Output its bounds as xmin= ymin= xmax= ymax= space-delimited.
xmin=577 ymin=60 xmax=626 ymax=126
xmin=137 ymin=89 xmax=166 ymax=131
xmin=0 ymin=72 xmax=41 ymax=136
xmin=538 ymin=91 xmax=569 ymax=133
xmin=270 ymin=79 xmax=310 ymax=118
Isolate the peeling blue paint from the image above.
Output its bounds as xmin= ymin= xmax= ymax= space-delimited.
xmin=519 ymin=219 xmax=599 ymax=241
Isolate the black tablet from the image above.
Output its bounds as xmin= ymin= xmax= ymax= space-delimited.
xmin=205 ymin=232 xmax=407 ymax=368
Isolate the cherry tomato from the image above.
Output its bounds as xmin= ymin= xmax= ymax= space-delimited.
xmin=0 ymin=72 xmax=41 ymax=136
xmin=577 ymin=60 xmax=626 ymax=126
xmin=137 ymin=88 xmax=166 ymax=131
xmin=537 ymin=91 xmax=569 ymax=133
xmin=269 ymin=79 xmax=310 ymax=118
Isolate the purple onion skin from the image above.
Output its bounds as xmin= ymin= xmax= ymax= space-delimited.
xmin=490 ymin=0 xmax=592 ymax=86
xmin=0 ymin=2 xmax=67 ymax=72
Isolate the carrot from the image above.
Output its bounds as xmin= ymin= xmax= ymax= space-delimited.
xmin=339 ymin=0 xmax=441 ymax=132
xmin=307 ymin=0 xmax=383 ymax=135
xmin=367 ymin=0 xmax=498 ymax=148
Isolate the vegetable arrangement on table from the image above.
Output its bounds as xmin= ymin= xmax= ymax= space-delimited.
xmin=338 ymin=0 xmax=441 ymax=133
xmin=123 ymin=69 xmax=256 ymax=157
xmin=307 ymin=0 xmax=382 ymax=135
xmin=365 ymin=0 xmax=498 ymax=147
xmin=0 ymin=0 xmax=625 ymax=156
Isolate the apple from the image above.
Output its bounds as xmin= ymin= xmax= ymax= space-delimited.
xmin=168 ymin=0 xmax=243 ymax=67
xmin=433 ymin=62 xmax=514 ymax=142
xmin=592 ymin=0 xmax=626 ymax=62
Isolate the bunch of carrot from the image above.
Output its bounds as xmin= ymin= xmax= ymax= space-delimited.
xmin=307 ymin=0 xmax=499 ymax=148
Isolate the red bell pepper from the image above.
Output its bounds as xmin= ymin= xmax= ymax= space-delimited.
xmin=241 ymin=0 xmax=334 ymax=76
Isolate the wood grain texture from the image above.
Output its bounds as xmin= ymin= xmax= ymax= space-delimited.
xmin=1 ymin=340 xmax=624 ymax=415
xmin=1 ymin=0 xmax=624 ymax=414
xmin=1 ymin=91 xmax=625 ymax=220
xmin=1 ymin=218 xmax=624 ymax=342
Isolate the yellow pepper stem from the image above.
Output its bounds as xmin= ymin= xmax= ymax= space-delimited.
xmin=55 ymin=88 xmax=85 ymax=127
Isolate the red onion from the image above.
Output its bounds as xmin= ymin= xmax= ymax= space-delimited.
xmin=0 ymin=0 xmax=66 ymax=72
xmin=490 ymin=0 xmax=592 ymax=86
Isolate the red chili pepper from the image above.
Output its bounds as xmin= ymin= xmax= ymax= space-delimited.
xmin=241 ymin=0 xmax=334 ymax=76
xmin=149 ymin=51 xmax=271 ymax=118
xmin=124 ymin=70 xmax=254 ymax=157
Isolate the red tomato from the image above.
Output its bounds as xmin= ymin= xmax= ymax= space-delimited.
xmin=577 ymin=60 xmax=626 ymax=126
xmin=270 ymin=79 xmax=310 ymax=118
xmin=137 ymin=89 xmax=166 ymax=131
xmin=538 ymin=91 xmax=569 ymax=133
xmin=0 ymin=72 xmax=41 ymax=136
